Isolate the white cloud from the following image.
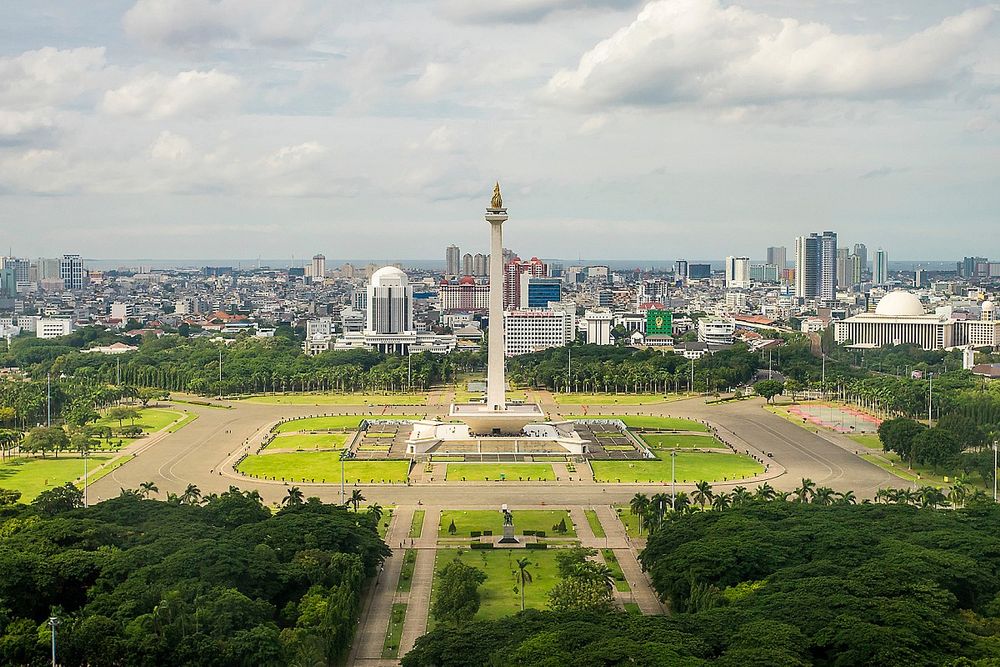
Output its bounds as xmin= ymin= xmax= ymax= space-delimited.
xmin=443 ymin=0 xmax=638 ymax=24
xmin=545 ymin=0 xmax=995 ymax=108
xmin=150 ymin=131 xmax=194 ymax=161
xmin=0 ymin=47 xmax=108 ymax=108
xmin=123 ymin=0 xmax=322 ymax=50
xmin=0 ymin=110 xmax=54 ymax=137
xmin=102 ymin=69 xmax=241 ymax=119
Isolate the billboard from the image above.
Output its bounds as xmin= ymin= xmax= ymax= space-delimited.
xmin=646 ymin=309 xmax=673 ymax=335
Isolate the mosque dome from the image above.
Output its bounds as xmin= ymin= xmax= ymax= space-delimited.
xmin=875 ymin=291 xmax=925 ymax=317
xmin=370 ymin=266 xmax=408 ymax=287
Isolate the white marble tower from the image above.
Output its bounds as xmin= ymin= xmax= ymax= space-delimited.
xmin=485 ymin=183 xmax=508 ymax=411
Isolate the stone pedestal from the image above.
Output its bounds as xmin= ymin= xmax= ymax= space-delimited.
xmin=499 ymin=523 xmax=518 ymax=544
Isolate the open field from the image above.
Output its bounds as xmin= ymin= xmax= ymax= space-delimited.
xmin=433 ymin=548 xmax=563 ymax=620
xmin=273 ymin=415 xmax=423 ymax=433
xmin=94 ymin=407 xmax=184 ymax=434
xmin=850 ymin=434 xmax=882 ymax=449
xmin=555 ymin=393 xmax=688 ymax=405
xmin=569 ymin=415 xmax=708 ymax=431
xmin=244 ymin=393 xmax=427 ymax=405
xmin=591 ymin=451 xmax=762 ymax=483
xmin=640 ymin=433 xmax=725 ymax=449
xmin=445 ymin=463 xmax=555 ymax=482
xmin=0 ymin=454 xmax=112 ymax=500
xmin=236 ymin=452 xmax=409 ymax=484
xmin=438 ymin=509 xmax=575 ymax=538
xmin=264 ymin=433 xmax=347 ymax=451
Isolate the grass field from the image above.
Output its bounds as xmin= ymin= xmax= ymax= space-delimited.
xmin=640 ymin=433 xmax=725 ymax=449
xmin=0 ymin=454 xmax=112 ymax=500
xmin=614 ymin=506 xmax=641 ymax=538
xmin=273 ymin=415 xmax=423 ymax=433
xmin=624 ymin=602 xmax=641 ymax=614
xmin=245 ymin=393 xmax=427 ymax=405
xmin=398 ymin=549 xmax=417 ymax=593
xmin=850 ymin=434 xmax=882 ymax=449
xmin=438 ymin=509 xmax=576 ymax=538
xmin=592 ymin=451 xmax=762 ymax=483
xmin=166 ymin=412 xmax=198 ymax=432
xmin=264 ymin=433 xmax=347 ymax=451
xmin=555 ymin=393 xmax=688 ymax=405
xmin=94 ymin=407 xmax=184 ymax=434
xmin=410 ymin=510 xmax=425 ymax=538
xmin=570 ymin=415 xmax=708 ymax=431
xmin=236 ymin=452 xmax=409 ymax=484
xmin=433 ymin=548 xmax=563 ymax=620
xmin=445 ymin=463 xmax=555 ymax=482
xmin=601 ymin=549 xmax=630 ymax=592
xmin=584 ymin=509 xmax=606 ymax=538
xmin=382 ymin=603 xmax=407 ymax=658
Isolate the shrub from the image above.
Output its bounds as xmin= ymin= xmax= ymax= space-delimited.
xmin=523 ymin=530 xmax=535 ymax=536
xmin=470 ymin=531 xmax=482 ymax=538
xmin=470 ymin=542 xmax=494 ymax=550
xmin=535 ymin=530 xmax=546 ymax=538
xmin=526 ymin=543 xmax=548 ymax=550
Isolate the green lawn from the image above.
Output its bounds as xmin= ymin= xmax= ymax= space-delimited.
xmin=264 ymin=433 xmax=347 ymax=451
xmin=438 ymin=510 xmax=576 ymax=538
xmin=555 ymin=393 xmax=686 ymax=405
xmin=601 ymin=549 xmax=630 ymax=592
xmin=850 ymin=434 xmax=882 ymax=449
xmin=273 ymin=415 xmax=422 ymax=433
xmin=433 ymin=548 xmax=563 ymax=620
xmin=0 ymin=455 xmax=112 ymax=500
xmin=592 ymin=451 xmax=762 ymax=483
xmin=614 ymin=506 xmax=641 ymax=538
xmin=244 ymin=393 xmax=427 ymax=405
xmin=382 ymin=603 xmax=407 ymax=658
xmin=445 ymin=463 xmax=555 ymax=482
xmin=375 ymin=507 xmax=394 ymax=539
xmin=584 ymin=509 xmax=606 ymax=538
xmin=166 ymin=412 xmax=198 ymax=432
xmin=398 ymin=549 xmax=417 ymax=593
xmin=455 ymin=390 xmax=528 ymax=403
xmin=236 ymin=452 xmax=410 ymax=484
xmin=640 ymin=433 xmax=725 ymax=449
xmin=624 ymin=602 xmax=641 ymax=614
xmin=94 ymin=407 xmax=184 ymax=434
xmin=569 ymin=415 xmax=708 ymax=431
xmin=409 ymin=510 xmax=425 ymax=539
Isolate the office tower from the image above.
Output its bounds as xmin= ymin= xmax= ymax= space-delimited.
xmin=849 ymin=254 xmax=862 ymax=286
xmin=366 ymin=267 xmax=413 ymax=335
xmin=473 ymin=253 xmax=488 ymax=276
xmin=59 ymin=254 xmax=84 ymax=290
xmin=915 ymin=268 xmax=926 ymax=288
xmin=674 ymin=260 xmax=688 ymax=281
xmin=724 ymin=256 xmax=750 ymax=288
xmin=795 ymin=232 xmax=837 ymax=299
xmin=310 ymin=254 xmax=326 ymax=279
xmin=874 ymin=249 xmax=889 ymax=285
xmin=749 ymin=264 xmax=779 ymax=282
xmin=0 ymin=267 xmax=15 ymax=300
xmin=503 ymin=256 xmax=547 ymax=309
xmin=462 ymin=253 xmax=474 ymax=276
xmin=819 ymin=232 xmax=837 ymax=299
xmin=0 ymin=257 xmax=29 ymax=283
xmin=853 ymin=244 xmax=868 ymax=275
xmin=961 ymin=256 xmax=988 ymax=278
xmin=836 ymin=248 xmax=851 ymax=287
xmin=766 ymin=247 xmax=787 ymax=270
xmin=520 ymin=276 xmax=562 ymax=308
xmin=446 ymin=245 xmax=461 ymax=275
xmin=688 ymin=263 xmax=711 ymax=280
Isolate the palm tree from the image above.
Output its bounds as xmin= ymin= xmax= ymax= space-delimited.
xmin=349 ymin=489 xmax=366 ymax=512
xmin=794 ymin=478 xmax=816 ymax=503
xmin=774 ymin=491 xmax=792 ymax=502
xmin=711 ymin=493 xmax=731 ymax=511
xmin=754 ymin=483 xmax=776 ymax=501
xmin=650 ymin=492 xmax=671 ymax=527
xmin=514 ymin=557 xmax=533 ymax=611
xmin=674 ymin=491 xmax=690 ymax=512
xmin=730 ymin=486 xmax=752 ymax=506
xmin=283 ymin=486 xmax=304 ymax=506
xmin=367 ymin=503 xmax=384 ymax=523
xmin=918 ymin=486 xmax=947 ymax=509
xmin=835 ymin=490 xmax=857 ymax=505
xmin=692 ymin=481 xmax=713 ymax=508
xmin=138 ymin=481 xmax=158 ymax=499
xmin=181 ymin=483 xmax=201 ymax=505
xmin=812 ymin=487 xmax=836 ymax=506
xmin=629 ymin=493 xmax=650 ymax=535
xmin=947 ymin=483 xmax=967 ymax=509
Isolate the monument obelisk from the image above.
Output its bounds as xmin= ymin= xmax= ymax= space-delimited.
xmin=485 ymin=182 xmax=507 ymax=411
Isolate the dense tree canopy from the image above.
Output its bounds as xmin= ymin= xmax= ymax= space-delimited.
xmin=0 ymin=490 xmax=389 ymax=666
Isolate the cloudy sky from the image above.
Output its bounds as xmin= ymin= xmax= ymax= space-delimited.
xmin=1 ymin=0 xmax=998 ymax=262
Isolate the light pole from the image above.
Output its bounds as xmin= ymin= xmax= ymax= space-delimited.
xmin=340 ymin=450 xmax=354 ymax=505
xmin=994 ymin=439 xmax=998 ymax=503
xmin=218 ymin=347 xmax=223 ymax=400
xmin=83 ymin=445 xmax=89 ymax=506
xmin=928 ymin=372 xmax=933 ymax=426
xmin=48 ymin=616 xmax=59 ymax=667
xmin=671 ymin=450 xmax=676 ymax=511
xmin=47 ymin=372 xmax=51 ymax=427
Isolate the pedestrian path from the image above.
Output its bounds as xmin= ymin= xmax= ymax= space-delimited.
xmin=593 ymin=505 xmax=664 ymax=614
xmin=398 ymin=506 xmax=439 ymax=655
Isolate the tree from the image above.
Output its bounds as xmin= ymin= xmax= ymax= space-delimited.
xmin=514 ymin=558 xmax=533 ymax=611
xmin=367 ymin=503 xmax=384 ymax=523
xmin=32 ymin=482 xmax=83 ymax=515
xmin=137 ymin=387 xmax=167 ymax=407
xmin=138 ymin=481 xmax=159 ymax=499
xmin=878 ymin=417 xmax=926 ymax=467
xmin=629 ymin=493 xmax=650 ymax=534
xmin=692 ymin=481 xmax=714 ymax=508
xmin=284 ymin=486 xmax=305 ymax=506
xmin=431 ymin=559 xmax=486 ymax=625
xmin=107 ymin=406 xmax=139 ymax=430
xmin=447 ymin=519 xmax=457 ymax=535
xmin=914 ymin=427 xmax=963 ymax=472
xmin=548 ymin=559 xmax=616 ymax=613
xmin=0 ymin=488 xmax=22 ymax=505
xmin=181 ymin=484 xmax=201 ymax=505
xmin=753 ymin=379 xmax=785 ymax=404
xmin=22 ymin=426 xmax=69 ymax=459
xmin=794 ymin=478 xmax=815 ymax=503
xmin=349 ymin=489 xmax=365 ymax=512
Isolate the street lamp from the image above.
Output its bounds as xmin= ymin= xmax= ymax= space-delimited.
xmin=48 ymin=616 xmax=59 ymax=667
xmin=671 ymin=450 xmax=676 ymax=511
xmin=340 ymin=450 xmax=355 ymax=505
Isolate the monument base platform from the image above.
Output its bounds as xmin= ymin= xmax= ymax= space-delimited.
xmin=405 ymin=418 xmax=590 ymax=456
xmin=447 ymin=402 xmax=545 ymax=435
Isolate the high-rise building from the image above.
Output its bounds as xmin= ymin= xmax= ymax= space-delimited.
xmin=836 ymin=248 xmax=851 ymax=287
xmin=795 ymin=232 xmax=837 ymax=300
xmin=503 ymin=308 xmax=573 ymax=356
xmin=0 ymin=257 xmax=30 ymax=283
xmin=724 ymin=256 xmax=751 ymax=288
xmin=750 ymin=264 xmax=780 ymax=282
xmin=366 ymin=267 xmax=413 ymax=335
xmin=310 ymin=253 xmax=326 ymax=279
xmin=503 ymin=256 xmax=547 ymax=309
xmin=961 ymin=256 xmax=988 ymax=278
xmin=0 ymin=267 xmax=15 ymax=301
xmin=440 ymin=277 xmax=489 ymax=312
xmin=59 ymin=254 xmax=84 ymax=290
xmin=915 ymin=268 xmax=926 ymax=288
xmin=462 ymin=253 xmax=474 ymax=276
xmin=688 ymin=263 xmax=711 ymax=280
xmin=520 ymin=276 xmax=562 ymax=309
xmin=446 ymin=245 xmax=461 ymax=276
xmin=853 ymin=244 xmax=869 ymax=275
xmin=766 ymin=247 xmax=787 ymax=269
xmin=874 ymin=249 xmax=889 ymax=285
xmin=674 ymin=260 xmax=688 ymax=281
xmin=473 ymin=253 xmax=488 ymax=276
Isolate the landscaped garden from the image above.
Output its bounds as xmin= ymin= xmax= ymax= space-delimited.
xmin=244 ymin=393 xmax=427 ymax=405
xmin=445 ymin=463 xmax=555 ymax=482
xmin=263 ymin=433 xmax=347 ymax=451
xmin=437 ymin=509 xmax=576 ymax=538
xmin=591 ymin=451 xmax=762 ymax=483
xmin=569 ymin=415 xmax=708 ymax=431
xmin=236 ymin=451 xmax=410 ymax=483
xmin=432 ymin=548 xmax=564 ymax=620
xmin=640 ymin=433 xmax=726 ymax=449
xmin=272 ymin=414 xmax=423 ymax=433
xmin=555 ymin=393 xmax=686 ymax=405
xmin=0 ymin=454 xmax=112 ymax=500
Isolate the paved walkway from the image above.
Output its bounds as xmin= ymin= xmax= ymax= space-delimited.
xmin=593 ymin=505 xmax=664 ymax=614
xmin=397 ymin=506 xmax=439 ymax=656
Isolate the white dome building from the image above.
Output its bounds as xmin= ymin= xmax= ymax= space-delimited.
xmin=835 ymin=290 xmax=953 ymax=350
xmin=874 ymin=290 xmax=926 ymax=317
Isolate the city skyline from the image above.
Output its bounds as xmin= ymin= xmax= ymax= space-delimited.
xmin=1 ymin=1 xmax=998 ymax=259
